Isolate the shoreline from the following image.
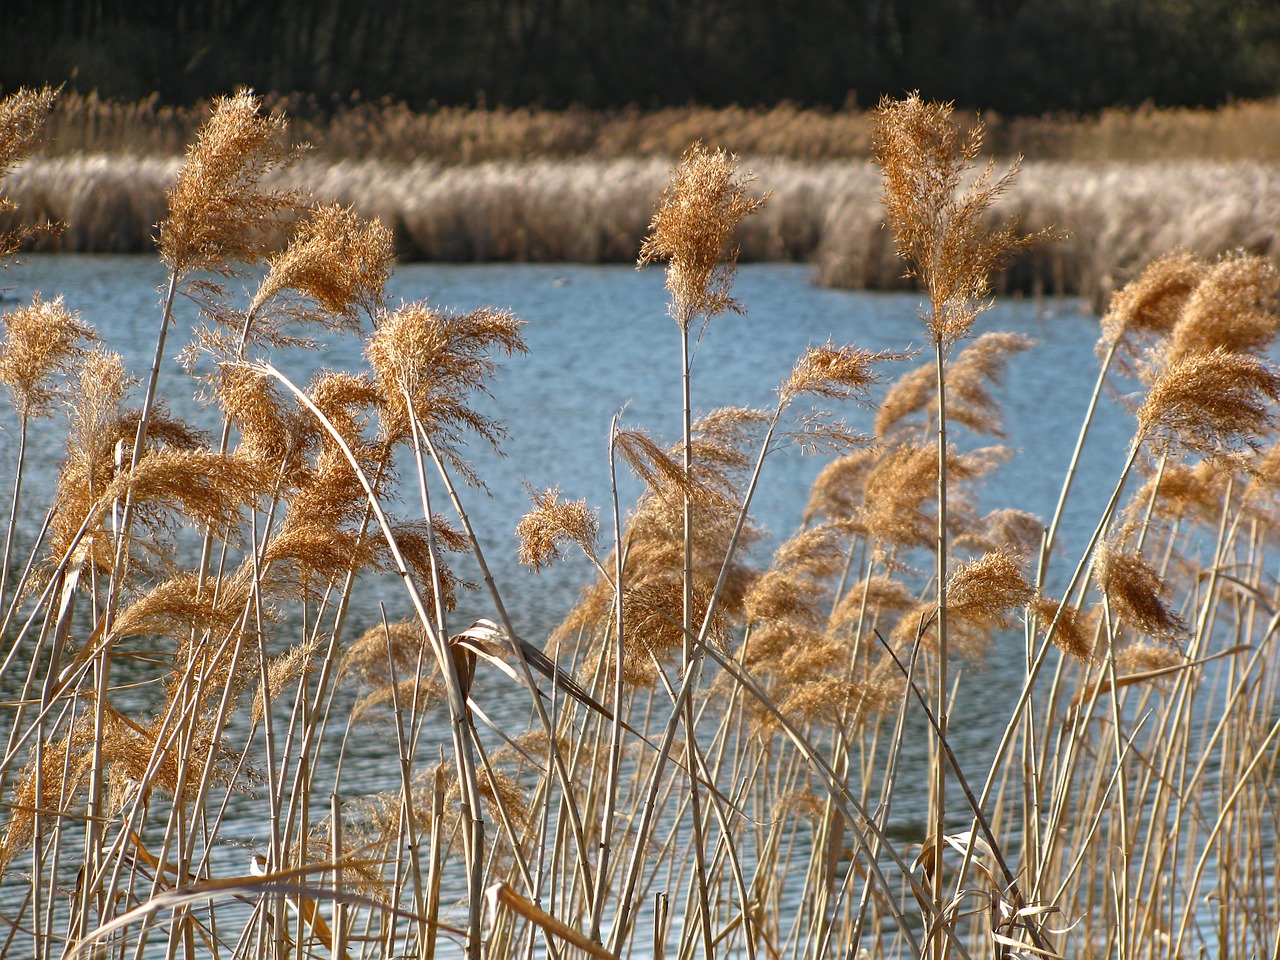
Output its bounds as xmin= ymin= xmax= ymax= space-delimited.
xmin=4 ymin=154 xmax=1278 ymax=308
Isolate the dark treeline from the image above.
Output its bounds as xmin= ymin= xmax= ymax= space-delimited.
xmin=2 ymin=0 xmax=1279 ymax=114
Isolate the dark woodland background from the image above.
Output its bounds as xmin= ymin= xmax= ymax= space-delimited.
xmin=2 ymin=0 xmax=1278 ymax=113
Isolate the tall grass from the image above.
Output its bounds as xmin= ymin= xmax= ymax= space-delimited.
xmin=27 ymin=91 xmax=1280 ymax=164
xmin=1 ymin=85 xmax=1280 ymax=960
xmin=5 ymin=153 xmax=1279 ymax=310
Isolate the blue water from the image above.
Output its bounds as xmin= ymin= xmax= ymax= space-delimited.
xmin=0 ymin=256 xmax=1140 ymax=955
xmin=0 ymin=255 xmax=1129 ymax=640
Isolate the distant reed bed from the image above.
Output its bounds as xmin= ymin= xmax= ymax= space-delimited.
xmin=28 ymin=91 xmax=1280 ymax=163
xmin=5 ymin=151 xmax=1279 ymax=307
xmin=2 ymin=86 xmax=1280 ymax=960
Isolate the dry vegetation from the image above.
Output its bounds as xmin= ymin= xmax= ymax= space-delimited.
xmin=1 ymin=86 xmax=1280 ymax=960
xmin=2 ymin=92 xmax=1280 ymax=307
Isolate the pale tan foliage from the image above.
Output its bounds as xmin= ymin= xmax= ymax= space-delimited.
xmin=366 ymin=301 xmax=525 ymax=474
xmin=874 ymin=363 xmax=935 ymax=439
xmin=0 ymin=735 xmax=90 ymax=868
xmin=249 ymin=202 xmax=395 ymax=333
xmin=263 ymin=519 xmax=379 ymax=587
xmin=872 ymin=93 xmax=1047 ymax=345
xmin=1164 ymin=252 xmax=1280 ymax=366
xmin=158 ymin=91 xmax=301 ymax=274
xmin=1095 ymin=541 xmax=1186 ymax=641
xmin=0 ymin=86 xmax=60 ymax=256
xmin=0 ymin=294 xmax=96 ymax=419
xmin=352 ymin=675 xmax=445 ymax=723
xmin=638 ymin=142 xmax=767 ymax=328
xmin=1137 ymin=348 xmax=1280 ymax=460
xmin=1032 ymin=595 xmax=1095 ymax=663
xmin=1097 ymin=250 xmax=1207 ymax=369
xmin=516 ymin=487 xmax=599 ymax=570
xmin=102 ymin=448 xmax=275 ymax=539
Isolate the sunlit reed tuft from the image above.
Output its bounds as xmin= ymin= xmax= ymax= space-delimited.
xmin=637 ymin=142 xmax=767 ymax=329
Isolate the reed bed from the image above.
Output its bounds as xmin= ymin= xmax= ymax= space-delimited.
xmin=5 ymin=153 xmax=1280 ymax=308
xmin=2 ymin=86 xmax=1280 ymax=960
xmin=28 ymin=91 xmax=1280 ymax=164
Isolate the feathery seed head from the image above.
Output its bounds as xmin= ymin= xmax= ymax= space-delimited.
xmin=367 ymin=302 xmax=525 ymax=467
xmin=953 ymin=508 xmax=1046 ymax=562
xmin=1032 ymin=595 xmax=1095 ymax=663
xmin=781 ymin=343 xmax=898 ymax=403
xmin=1136 ymin=460 xmax=1235 ymax=526
xmin=638 ymin=143 xmax=766 ymax=330
xmin=876 ymin=332 xmax=1032 ymax=437
xmin=804 ymin=446 xmax=880 ymax=525
xmin=945 ymin=549 xmax=1035 ymax=631
xmin=1098 ymin=251 xmax=1207 ymax=365
xmin=1095 ymin=541 xmax=1186 ymax=641
xmin=158 ymin=91 xmax=301 ymax=275
xmin=1165 ymin=252 xmax=1280 ymax=366
xmin=0 ymin=87 xmax=61 ymax=257
xmin=0 ymin=294 xmax=97 ymax=419
xmin=250 ymin=202 xmax=394 ymax=331
xmin=1137 ymin=348 xmax=1280 ymax=461
xmin=516 ymin=486 xmax=600 ymax=570
xmin=872 ymin=93 xmax=1046 ymax=346
xmin=1115 ymin=641 xmax=1184 ymax=675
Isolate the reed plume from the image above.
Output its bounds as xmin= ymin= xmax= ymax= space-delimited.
xmin=157 ymin=90 xmax=300 ymax=276
xmin=637 ymin=142 xmax=766 ymax=330
xmin=0 ymin=86 xmax=60 ymax=255
xmin=872 ymin=93 xmax=1045 ymax=346
xmin=0 ymin=294 xmax=96 ymax=419
xmin=515 ymin=487 xmax=600 ymax=570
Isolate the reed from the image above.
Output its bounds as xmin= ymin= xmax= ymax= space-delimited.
xmin=1 ymin=85 xmax=1279 ymax=960
xmin=5 ymin=153 xmax=1279 ymax=311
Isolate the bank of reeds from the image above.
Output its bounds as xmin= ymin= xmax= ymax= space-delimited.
xmin=5 ymin=150 xmax=1279 ymax=309
xmin=2 ymin=86 xmax=1280 ymax=960
xmin=26 ymin=91 xmax=1280 ymax=164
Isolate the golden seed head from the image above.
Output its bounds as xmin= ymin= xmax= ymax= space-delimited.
xmin=250 ymin=202 xmax=395 ymax=331
xmin=877 ymin=332 xmax=1033 ymax=437
xmin=872 ymin=93 xmax=1047 ymax=346
xmin=1032 ymin=595 xmax=1095 ymax=663
xmin=954 ymin=508 xmax=1046 ymax=562
xmin=1094 ymin=541 xmax=1186 ymax=641
xmin=516 ymin=486 xmax=600 ymax=570
xmin=1098 ymin=251 xmax=1208 ymax=365
xmin=638 ymin=142 xmax=767 ymax=329
xmin=158 ymin=90 xmax=301 ymax=275
xmin=1115 ymin=640 xmax=1185 ymax=675
xmin=1137 ymin=348 xmax=1280 ymax=460
xmin=0 ymin=87 xmax=62 ymax=257
xmin=366 ymin=301 xmax=525 ymax=466
xmin=781 ymin=343 xmax=897 ymax=403
xmin=804 ymin=447 xmax=880 ymax=525
xmin=0 ymin=294 xmax=97 ymax=419
xmin=1164 ymin=252 xmax=1280 ymax=366
xmin=945 ymin=549 xmax=1035 ymax=630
